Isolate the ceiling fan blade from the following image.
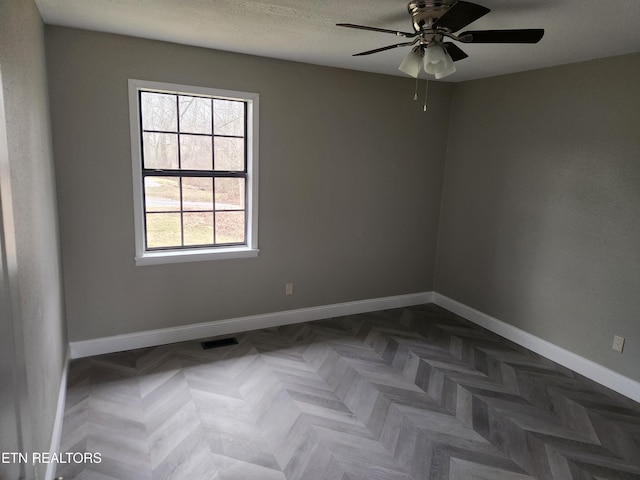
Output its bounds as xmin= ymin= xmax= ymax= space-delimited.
xmin=434 ymin=1 xmax=490 ymax=33
xmin=443 ymin=42 xmax=469 ymax=62
xmin=353 ymin=41 xmax=416 ymax=56
xmin=337 ymin=23 xmax=417 ymax=38
xmin=460 ymin=29 xmax=545 ymax=43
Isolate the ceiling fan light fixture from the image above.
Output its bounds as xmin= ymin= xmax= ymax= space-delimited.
xmin=435 ymin=50 xmax=456 ymax=79
xmin=423 ymin=42 xmax=448 ymax=75
xmin=399 ymin=48 xmax=423 ymax=78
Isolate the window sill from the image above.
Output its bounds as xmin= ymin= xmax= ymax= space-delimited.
xmin=135 ymin=247 xmax=259 ymax=266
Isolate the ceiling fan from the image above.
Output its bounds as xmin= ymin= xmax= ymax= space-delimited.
xmin=337 ymin=0 xmax=544 ymax=80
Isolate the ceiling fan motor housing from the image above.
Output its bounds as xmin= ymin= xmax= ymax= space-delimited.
xmin=408 ymin=0 xmax=457 ymax=31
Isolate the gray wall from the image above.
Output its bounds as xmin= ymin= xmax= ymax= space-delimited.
xmin=46 ymin=27 xmax=452 ymax=342
xmin=0 ymin=62 xmax=24 ymax=480
xmin=0 ymin=0 xmax=67 ymax=478
xmin=436 ymin=53 xmax=640 ymax=381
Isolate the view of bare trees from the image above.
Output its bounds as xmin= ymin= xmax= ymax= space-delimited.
xmin=140 ymin=91 xmax=247 ymax=248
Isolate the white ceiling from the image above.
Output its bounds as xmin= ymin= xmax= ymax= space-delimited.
xmin=35 ymin=0 xmax=640 ymax=82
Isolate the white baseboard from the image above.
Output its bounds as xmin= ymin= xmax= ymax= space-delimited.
xmin=68 ymin=290 xmax=639 ymax=402
xmin=432 ymin=293 xmax=640 ymax=403
xmin=45 ymin=349 xmax=70 ymax=480
xmin=70 ymin=292 xmax=434 ymax=359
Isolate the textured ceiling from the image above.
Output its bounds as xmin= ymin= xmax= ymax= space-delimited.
xmin=35 ymin=0 xmax=640 ymax=82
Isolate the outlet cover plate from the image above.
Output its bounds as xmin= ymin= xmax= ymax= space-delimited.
xmin=612 ymin=335 xmax=625 ymax=353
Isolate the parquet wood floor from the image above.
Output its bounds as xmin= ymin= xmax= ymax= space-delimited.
xmin=57 ymin=304 xmax=640 ymax=479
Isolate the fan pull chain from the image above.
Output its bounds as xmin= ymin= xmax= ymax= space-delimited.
xmin=423 ymin=76 xmax=429 ymax=112
xmin=413 ymin=76 xmax=419 ymax=101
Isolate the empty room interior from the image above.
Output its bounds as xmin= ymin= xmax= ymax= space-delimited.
xmin=1 ymin=0 xmax=639 ymax=479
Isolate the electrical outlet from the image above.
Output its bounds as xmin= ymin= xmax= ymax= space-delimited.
xmin=285 ymin=283 xmax=294 ymax=296
xmin=612 ymin=335 xmax=625 ymax=353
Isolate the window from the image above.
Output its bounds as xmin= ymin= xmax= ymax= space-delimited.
xmin=129 ymin=80 xmax=259 ymax=265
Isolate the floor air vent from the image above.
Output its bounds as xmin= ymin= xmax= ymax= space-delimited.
xmin=201 ymin=337 xmax=239 ymax=350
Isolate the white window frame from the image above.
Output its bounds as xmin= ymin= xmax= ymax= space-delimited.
xmin=128 ymin=79 xmax=259 ymax=266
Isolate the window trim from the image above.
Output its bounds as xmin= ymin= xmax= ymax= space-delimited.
xmin=128 ymin=79 xmax=259 ymax=266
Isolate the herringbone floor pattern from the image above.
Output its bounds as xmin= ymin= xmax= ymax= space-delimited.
xmin=58 ymin=304 xmax=640 ymax=479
